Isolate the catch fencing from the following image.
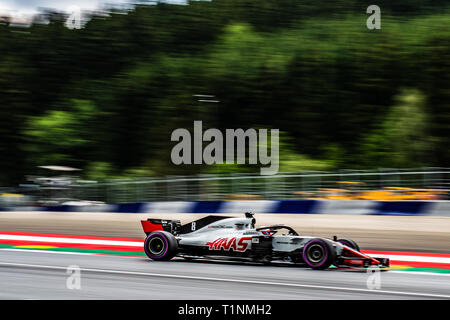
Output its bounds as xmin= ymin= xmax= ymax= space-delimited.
xmin=69 ymin=167 xmax=450 ymax=203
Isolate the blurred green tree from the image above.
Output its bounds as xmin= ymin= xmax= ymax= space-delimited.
xmin=358 ymin=89 xmax=433 ymax=167
xmin=22 ymin=100 xmax=98 ymax=166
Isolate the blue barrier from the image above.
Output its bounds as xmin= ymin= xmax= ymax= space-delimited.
xmin=190 ymin=201 xmax=224 ymax=213
xmin=116 ymin=202 xmax=145 ymax=213
xmin=45 ymin=205 xmax=75 ymax=212
xmin=272 ymin=200 xmax=319 ymax=214
xmin=371 ymin=201 xmax=431 ymax=216
xmin=2 ymin=200 xmax=448 ymax=216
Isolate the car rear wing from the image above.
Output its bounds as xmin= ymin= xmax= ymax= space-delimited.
xmin=141 ymin=219 xmax=181 ymax=236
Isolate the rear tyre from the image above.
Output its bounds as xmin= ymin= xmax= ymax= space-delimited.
xmin=336 ymin=238 xmax=360 ymax=252
xmin=144 ymin=231 xmax=178 ymax=261
xmin=302 ymin=238 xmax=336 ymax=270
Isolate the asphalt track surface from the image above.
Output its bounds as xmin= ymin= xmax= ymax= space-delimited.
xmin=1 ymin=211 xmax=449 ymax=300
xmin=0 ymin=249 xmax=449 ymax=300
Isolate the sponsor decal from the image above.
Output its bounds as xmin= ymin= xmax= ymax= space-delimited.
xmin=206 ymin=237 xmax=252 ymax=252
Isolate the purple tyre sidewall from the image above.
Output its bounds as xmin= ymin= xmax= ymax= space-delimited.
xmin=144 ymin=232 xmax=169 ymax=259
xmin=302 ymin=239 xmax=329 ymax=268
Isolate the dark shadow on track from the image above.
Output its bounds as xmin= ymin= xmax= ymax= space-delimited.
xmin=137 ymin=255 xmax=390 ymax=273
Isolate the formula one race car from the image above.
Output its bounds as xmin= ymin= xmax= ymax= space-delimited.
xmin=140 ymin=213 xmax=389 ymax=270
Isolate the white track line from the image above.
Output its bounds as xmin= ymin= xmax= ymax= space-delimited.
xmin=389 ymin=270 xmax=450 ymax=277
xmin=366 ymin=253 xmax=450 ymax=264
xmin=0 ymin=248 xmax=96 ymax=256
xmin=0 ymin=262 xmax=448 ymax=299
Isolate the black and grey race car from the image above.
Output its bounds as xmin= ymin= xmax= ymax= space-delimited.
xmin=140 ymin=212 xmax=389 ymax=270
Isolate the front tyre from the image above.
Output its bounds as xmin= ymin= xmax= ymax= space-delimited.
xmin=302 ymin=238 xmax=336 ymax=270
xmin=144 ymin=231 xmax=178 ymax=261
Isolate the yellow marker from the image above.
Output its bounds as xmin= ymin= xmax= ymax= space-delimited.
xmin=389 ymin=265 xmax=411 ymax=270
xmin=15 ymin=245 xmax=57 ymax=249
xmin=1 ymin=193 xmax=23 ymax=197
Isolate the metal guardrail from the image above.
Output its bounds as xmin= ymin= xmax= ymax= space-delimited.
xmin=67 ymin=167 xmax=450 ymax=203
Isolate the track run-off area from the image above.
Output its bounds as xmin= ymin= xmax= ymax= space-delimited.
xmin=0 ymin=231 xmax=449 ymax=299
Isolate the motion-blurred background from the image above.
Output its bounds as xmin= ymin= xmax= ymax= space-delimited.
xmin=0 ymin=0 xmax=449 ymax=205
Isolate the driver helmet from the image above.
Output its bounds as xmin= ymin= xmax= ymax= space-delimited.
xmin=259 ymin=227 xmax=272 ymax=235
